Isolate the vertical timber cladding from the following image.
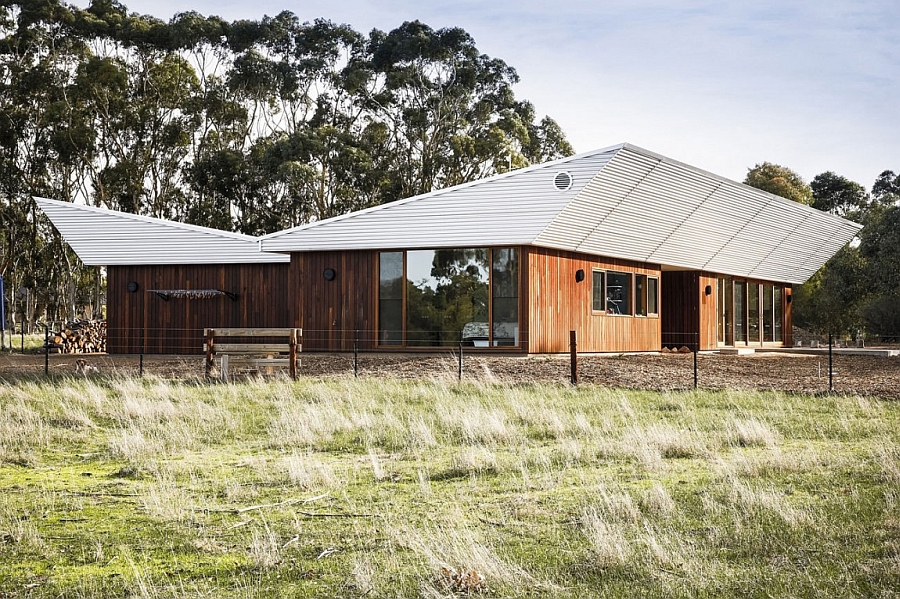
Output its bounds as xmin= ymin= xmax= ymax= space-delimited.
xmin=660 ymin=271 xmax=718 ymax=351
xmin=526 ymin=247 xmax=661 ymax=353
xmin=292 ymin=250 xmax=377 ymax=352
xmin=107 ymin=263 xmax=290 ymax=354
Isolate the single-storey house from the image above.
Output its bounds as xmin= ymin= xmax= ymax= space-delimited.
xmin=37 ymin=143 xmax=862 ymax=355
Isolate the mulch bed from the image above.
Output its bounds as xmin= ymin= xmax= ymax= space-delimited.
xmin=1 ymin=350 xmax=898 ymax=399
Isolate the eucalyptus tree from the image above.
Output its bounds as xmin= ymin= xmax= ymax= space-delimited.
xmin=357 ymin=20 xmax=569 ymax=201
xmin=744 ymin=162 xmax=813 ymax=204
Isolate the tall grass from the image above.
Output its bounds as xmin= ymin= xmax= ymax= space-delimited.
xmin=0 ymin=376 xmax=898 ymax=597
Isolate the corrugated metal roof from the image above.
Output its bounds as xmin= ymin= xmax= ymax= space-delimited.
xmin=259 ymin=143 xmax=860 ymax=284
xmin=34 ymin=198 xmax=289 ymax=265
xmin=259 ymin=147 xmax=621 ymax=252
xmin=39 ymin=142 xmax=863 ymax=285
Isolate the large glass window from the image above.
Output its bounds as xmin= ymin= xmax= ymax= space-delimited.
xmin=378 ymin=252 xmax=403 ymax=345
xmin=591 ymin=270 xmax=605 ymax=312
xmin=492 ymin=249 xmax=519 ymax=346
xmin=378 ymin=248 xmax=518 ymax=348
xmin=606 ymin=271 xmax=631 ymax=315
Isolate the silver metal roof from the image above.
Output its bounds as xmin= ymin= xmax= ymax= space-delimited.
xmin=261 ymin=143 xmax=861 ymax=284
xmin=39 ymin=143 xmax=862 ymax=284
xmin=34 ymin=198 xmax=289 ymax=265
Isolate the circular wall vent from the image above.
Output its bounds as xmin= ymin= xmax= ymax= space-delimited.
xmin=553 ymin=171 xmax=573 ymax=191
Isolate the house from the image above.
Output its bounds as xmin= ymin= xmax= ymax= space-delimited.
xmin=37 ymin=143 xmax=862 ymax=355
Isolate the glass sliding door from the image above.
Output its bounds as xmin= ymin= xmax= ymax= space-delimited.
xmin=763 ymin=284 xmax=774 ymax=342
xmin=734 ymin=281 xmax=747 ymax=344
xmin=748 ymin=283 xmax=760 ymax=343
xmin=774 ymin=286 xmax=784 ymax=342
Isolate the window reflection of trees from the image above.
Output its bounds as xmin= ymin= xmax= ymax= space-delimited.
xmin=406 ymin=249 xmax=490 ymax=347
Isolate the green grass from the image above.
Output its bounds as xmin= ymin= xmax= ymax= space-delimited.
xmin=1 ymin=375 xmax=898 ymax=597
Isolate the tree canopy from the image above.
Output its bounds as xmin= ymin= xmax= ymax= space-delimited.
xmin=0 ymin=0 xmax=572 ymax=329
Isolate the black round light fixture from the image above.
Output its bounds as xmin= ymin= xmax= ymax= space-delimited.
xmin=575 ymin=269 xmax=585 ymax=283
xmin=323 ymin=268 xmax=336 ymax=281
xmin=127 ymin=281 xmax=139 ymax=293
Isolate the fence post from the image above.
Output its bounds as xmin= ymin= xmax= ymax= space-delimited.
xmin=693 ymin=345 xmax=698 ymax=389
xmin=139 ymin=328 xmax=144 ymax=377
xmin=354 ymin=330 xmax=359 ymax=378
xmin=21 ymin=324 xmax=24 ymax=353
xmin=569 ymin=330 xmax=578 ymax=385
xmin=828 ymin=332 xmax=834 ymax=393
xmin=458 ymin=341 xmax=463 ymax=382
xmin=44 ymin=324 xmax=50 ymax=376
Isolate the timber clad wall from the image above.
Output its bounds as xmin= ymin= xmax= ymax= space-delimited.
xmin=660 ymin=271 xmax=717 ymax=351
xmin=526 ymin=247 xmax=661 ymax=353
xmin=107 ymin=264 xmax=290 ymax=354
xmin=291 ymin=251 xmax=377 ymax=352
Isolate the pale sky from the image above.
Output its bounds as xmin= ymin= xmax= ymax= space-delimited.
xmin=78 ymin=0 xmax=900 ymax=191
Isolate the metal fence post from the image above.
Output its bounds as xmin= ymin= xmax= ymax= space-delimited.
xmin=44 ymin=324 xmax=50 ymax=376
xmin=828 ymin=332 xmax=834 ymax=393
xmin=458 ymin=341 xmax=463 ymax=382
xmin=354 ymin=329 xmax=359 ymax=378
xmin=569 ymin=330 xmax=578 ymax=385
xmin=693 ymin=345 xmax=698 ymax=389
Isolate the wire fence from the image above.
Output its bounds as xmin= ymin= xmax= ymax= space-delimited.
xmin=2 ymin=324 xmax=899 ymax=399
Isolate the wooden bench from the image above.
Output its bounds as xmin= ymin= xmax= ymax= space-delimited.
xmin=204 ymin=328 xmax=302 ymax=381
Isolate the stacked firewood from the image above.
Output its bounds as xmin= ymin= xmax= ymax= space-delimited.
xmin=45 ymin=320 xmax=107 ymax=354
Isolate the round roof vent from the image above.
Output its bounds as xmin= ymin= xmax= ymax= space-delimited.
xmin=554 ymin=171 xmax=573 ymax=191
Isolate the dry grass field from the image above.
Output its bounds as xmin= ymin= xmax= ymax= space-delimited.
xmin=1 ymin=370 xmax=899 ymax=597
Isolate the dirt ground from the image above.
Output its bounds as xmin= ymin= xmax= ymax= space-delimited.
xmin=1 ymin=349 xmax=899 ymax=399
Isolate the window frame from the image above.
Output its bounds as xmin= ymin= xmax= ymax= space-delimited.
xmin=375 ymin=247 xmax=521 ymax=349
xmin=591 ymin=269 xmax=606 ymax=313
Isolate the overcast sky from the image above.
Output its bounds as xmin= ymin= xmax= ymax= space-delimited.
xmin=79 ymin=0 xmax=899 ymax=190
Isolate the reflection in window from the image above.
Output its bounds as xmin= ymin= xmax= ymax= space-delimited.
xmin=606 ymin=271 xmax=631 ymax=315
xmin=592 ymin=270 xmax=605 ymax=312
xmin=406 ymin=249 xmax=490 ymax=347
xmin=492 ymin=248 xmax=519 ymax=346
xmin=635 ymin=275 xmax=658 ymax=316
xmin=378 ymin=252 xmax=403 ymax=345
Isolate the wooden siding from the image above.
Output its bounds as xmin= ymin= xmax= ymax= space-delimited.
xmin=661 ymin=271 xmax=699 ymax=350
xmin=291 ymin=251 xmax=377 ymax=352
xmin=661 ymin=271 xmax=718 ymax=351
xmin=698 ymin=273 xmax=718 ymax=350
xmin=107 ymin=264 xmax=290 ymax=354
xmin=526 ymin=247 xmax=661 ymax=353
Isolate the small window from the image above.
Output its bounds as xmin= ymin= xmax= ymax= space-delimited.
xmin=647 ymin=277 xmax=659 ymax=315
xmin=635 ymin=275 xmax=659 ymax=316
xmin=606 ymin=271 xmax=631 ymax=315
xmin=592 ymin=270 xmax=605 ymax=312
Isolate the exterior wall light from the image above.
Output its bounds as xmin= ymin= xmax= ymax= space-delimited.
xmin=704 ymin=285 xmax=712 ymax=296
xmin=323 ymin=268 xmax=336 ymax=281
xmin=575 ymin=269 xmax=585 ymax=283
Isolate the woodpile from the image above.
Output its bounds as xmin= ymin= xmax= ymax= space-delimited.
xmin=45 ymin=320 xmax=107 ymax=354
